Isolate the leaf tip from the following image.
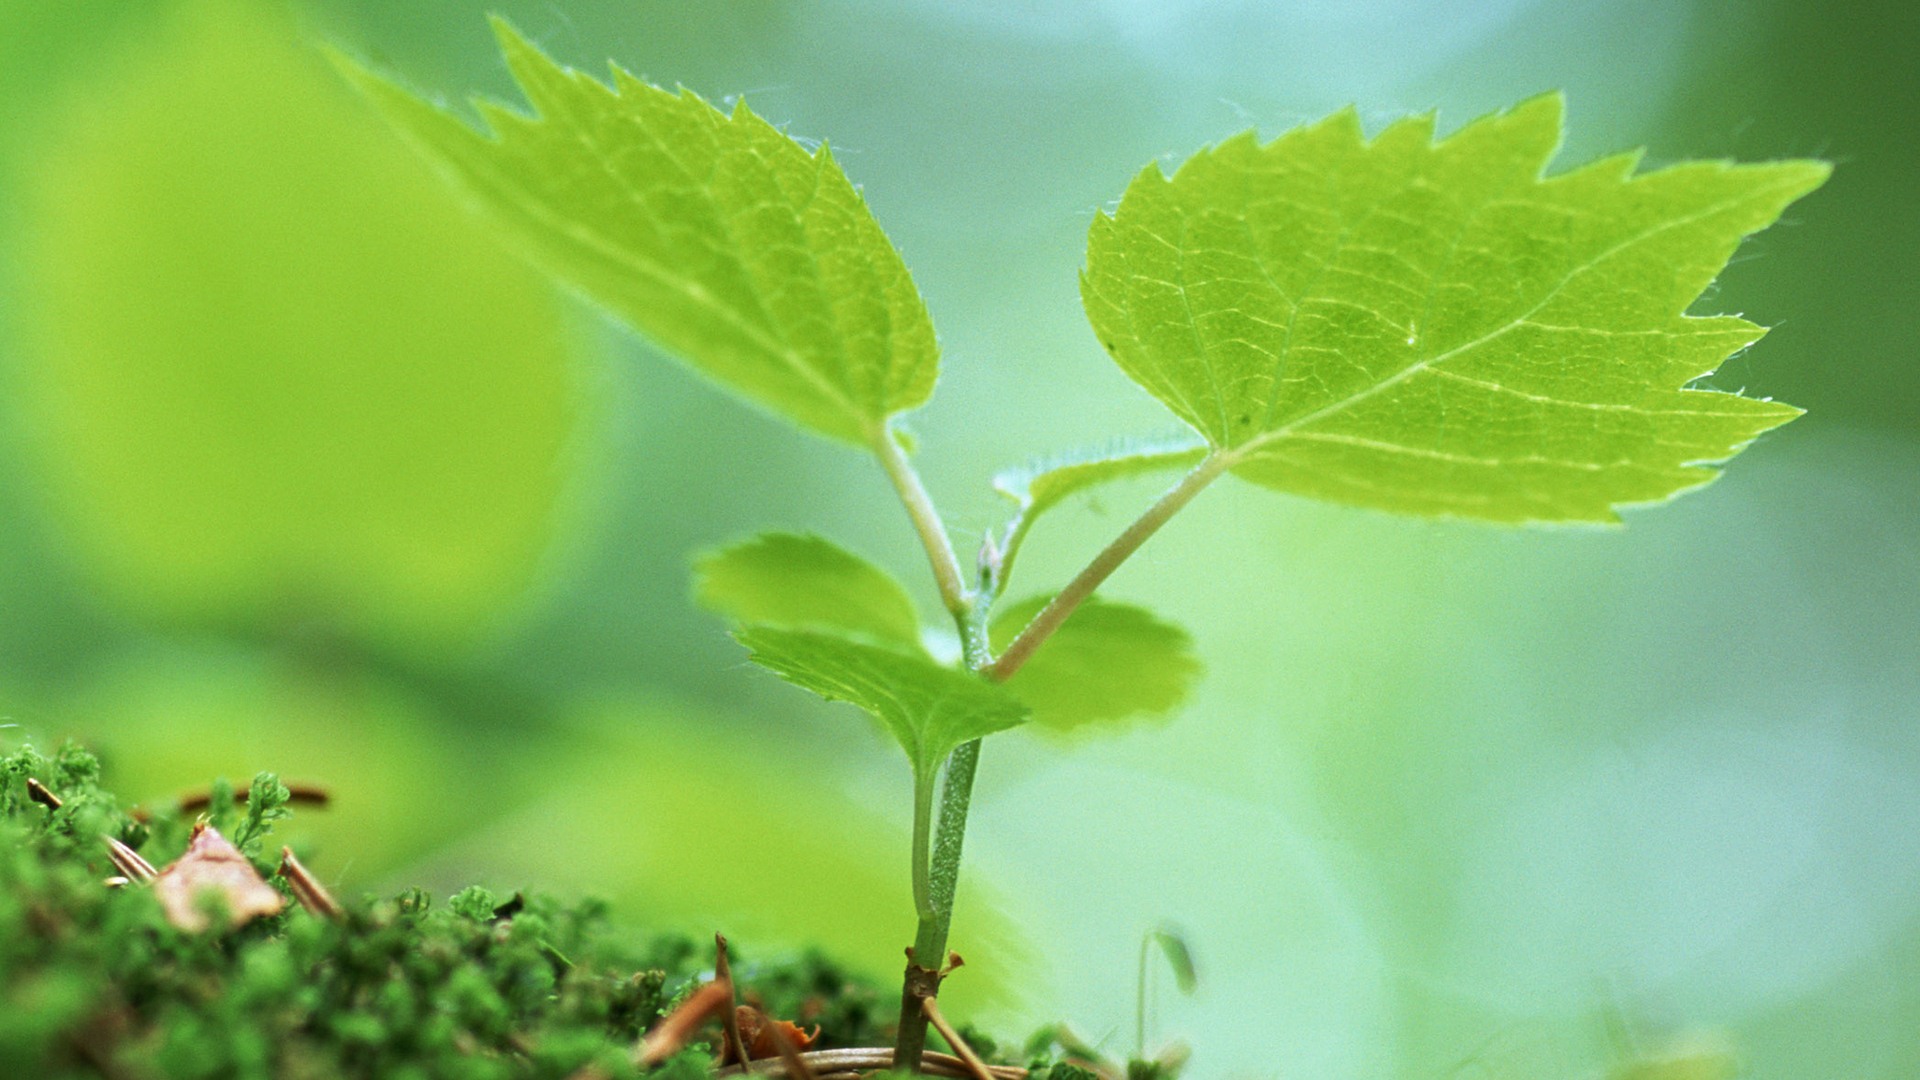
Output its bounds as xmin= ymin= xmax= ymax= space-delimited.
xmin=1320 ymin=103 xmax=1365 ymax=142
xmin=1774 ymin=157 xmax=1836 ymax=199
xmin=1513 ymin=89 xmax=1567 ymax=125
xmin=485 ymin=12 xmax=532 ymax=54
xmin=322 ymin=41 xmax=406 ymax=108
xmin=487 ymin=14 xmax=573 ymax=104
xmin=1370 ymin=109 xmax=1438 ymax=153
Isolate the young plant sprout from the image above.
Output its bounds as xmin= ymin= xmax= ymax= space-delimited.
xmin=338 ymin=21 xmax=1825 ymax=1070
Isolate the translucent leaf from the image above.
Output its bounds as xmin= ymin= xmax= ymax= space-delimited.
xmin=994 ymin=434 xmax=1210 ymax=520
xmin=1083 ymin=93 xmax=1828 ymax=522
xmin=990 ymin=596 xmax=1200 ymax=735
xmin=692 ymin=532 xmax=923 ymax=651
xmin=990 ymin=435 xmax=1208 ymax=592
xmin=335 ymin=19 xmax=938 ymax=446
xmin=735 ymin=627 xmax=1026 ymax=779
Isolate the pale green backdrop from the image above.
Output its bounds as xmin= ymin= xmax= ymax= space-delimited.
xmin=1 ymin=1 xmax=1914 ymax=1076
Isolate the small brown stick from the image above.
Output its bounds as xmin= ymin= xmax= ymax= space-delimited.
xmin=177 ymin=782 xmax=331 ymax=814
xmin=920 ymin=995 xmax=995 ymax=1080
xmin=716 ymin=1049 xmax=1024 ymax=1079
xmin=635 ymin=980 xmax=733 ymax=1067
xmin=26 ymin=777 xmax=63 ymax=809
xmin=103 ymin=837 xmax=157 ymax=884
xmin=278 ymin=847 xmax=343 ymax=920
xmin=714 ymin=934 xmax=754 ymax=1066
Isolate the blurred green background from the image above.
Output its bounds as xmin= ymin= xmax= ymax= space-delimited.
xmin=1 ymin=0 xmax=1914 ymax=1076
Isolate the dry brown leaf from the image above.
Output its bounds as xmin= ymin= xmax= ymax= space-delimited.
xmin=152 ymin=823 xmax=284 ymax=931
xmin=720 ymin=1006 xmax=820 ymax=1064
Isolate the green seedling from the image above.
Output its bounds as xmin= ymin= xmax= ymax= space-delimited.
xmin=337 ymin=20 xmax=1825 ymax=1070
xmin=1136 ymin=927 xmax=1197 ymax=1062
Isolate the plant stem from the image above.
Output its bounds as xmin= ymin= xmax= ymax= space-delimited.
xmin=873 ymin=424 xmax=972 ymax=622
xmin=894 ymin=738 xmax=984 ymax=1068
xmin=910 ymin=768 xmax=937 ymax=921
xmin=892 ymin=452 xmax=1231 ymax=1070
xmin=874 ymin=419 xmax=992 ymax=1071
xmin=926 ymin=740 xmax=980 ymax=927
xmin=987 ymin=451 xmax=1231 ymax=681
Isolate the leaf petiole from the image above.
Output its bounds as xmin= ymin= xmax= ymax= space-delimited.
xmin=873 ymin=423 xmax=973 ymax=624
xmin=987 ymin=451 xmax=1232 ymax=682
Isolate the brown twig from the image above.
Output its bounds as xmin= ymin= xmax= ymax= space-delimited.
xmin=635 ymin=980 xmax=733 ymax=1067
xmin=26 ymin=777 xmax=63 ymax=809
xmin=278 ymin=847 xmax=343 ymax=919
xmin=177 ymin=782 xmax=331 ymax=814
xmin=714 ymin=934 xmax=754 ymax=1066
xmin=920 ymin=995 xmax=995 ymax=1080
xmin=103 ymin=837 xmax=157 ymax=884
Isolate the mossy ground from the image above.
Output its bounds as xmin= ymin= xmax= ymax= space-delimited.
xmin=0 ymin=741 xmax=1148 ymax=1080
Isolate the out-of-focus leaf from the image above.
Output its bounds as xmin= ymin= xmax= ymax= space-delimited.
xmin=10 ymin=0 xmax=574 ymax=655
xmin=1084 ymin=93 xmax=1827 ymax=522
xmin=1608 ymin=1032 xmax=1740 ymax=1080
xmin=336 ymin=18 xmax=937 ymax=447
xmin=692 ymin=532 xmax=923 ymax=651
xmin=1145 ymin=927 xmax=1199 ymax=996
xmin=735 ymin=627 xmax=1026 ymax=781
xmin=399 ymin=699 xmax=1034 ymax=1015
xmin=53 ymin=641 xmax=479 ymax=876
xmin=990 ymin=596 xmax=1200 ymax=735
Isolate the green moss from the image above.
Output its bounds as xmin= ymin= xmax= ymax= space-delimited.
xmin=0 ymin=742 xmax=899 ymax=1079
xmin=2 ymin=741 xmax=1171 ymax=1079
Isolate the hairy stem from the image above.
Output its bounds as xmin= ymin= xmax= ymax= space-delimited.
xmin=894 ymin=718 xmax=986 ymax=1067
xmin=873 ymin=424 xmax=972 ymax=622
xmin=926 ymin=740 xmax=980 ymax=927
xmin=988 ymin=451 xmax=1231 ymax=681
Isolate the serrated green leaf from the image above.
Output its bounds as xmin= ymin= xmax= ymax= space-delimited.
xmin=735 ymin=627 xmax=1026 ymax=779
xmin=1084 ymin=93 xmax=1828 ymax=523
xmin=334 ymin=19 xmax=937 ymax=446
xmin=692 ymin=532 xmax=923 ymax=650
xmin=989 ymin=596 xmax=1200 ymax=734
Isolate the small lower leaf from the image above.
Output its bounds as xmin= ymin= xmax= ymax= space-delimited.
xmin=735 ymin=627 xmax=1027 ymax=779
xmin=693 ymin=532 xmax=923 ymax=651
xmin=990 ymin=596 xmax=1201 ymax=735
